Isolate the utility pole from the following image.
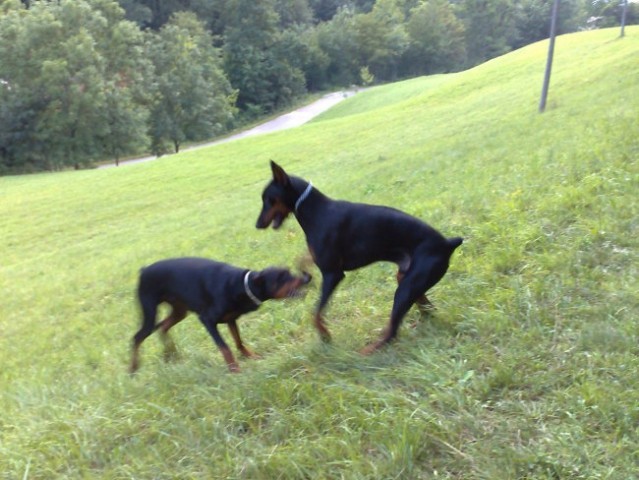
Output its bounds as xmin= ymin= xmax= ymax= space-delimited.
xmin=539 ymin=0 xmax=560 ymax=113
xmin=620 ymin=0 xmax=628 ymax=38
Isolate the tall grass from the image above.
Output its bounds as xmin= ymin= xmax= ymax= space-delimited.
xmin=1 ymin=28 xmax=638 ymax=478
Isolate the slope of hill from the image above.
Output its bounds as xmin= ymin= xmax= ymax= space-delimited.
xmin=1 ymin=27 xmax=637 ymax=478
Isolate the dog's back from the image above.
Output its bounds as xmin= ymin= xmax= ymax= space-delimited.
xmin=299 ymin=197 xmax=458 ymax=271
xmin=138 ymin=257 xmax=239 ymax=313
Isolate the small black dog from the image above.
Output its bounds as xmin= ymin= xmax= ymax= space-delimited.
xmin=256 ymin=161 xmax=462 ymax=354
xmin=130 ymin=257 xmax=311 ymax=373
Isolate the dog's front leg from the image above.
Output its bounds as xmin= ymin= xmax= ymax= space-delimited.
xmin=199 ymin=313 xmax=240 ymax=372
xmin=314 ymin=270 xmax=345 ymax=342
xmin=227 ymin=318 xmax=261 ymax=359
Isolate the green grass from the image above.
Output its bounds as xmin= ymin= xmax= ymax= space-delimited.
xmin=1 ymin=27 xmax=638 ymax=478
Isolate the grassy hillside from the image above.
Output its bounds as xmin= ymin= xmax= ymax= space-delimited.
xmin=1 ymin=27 xmax=638 ymax=479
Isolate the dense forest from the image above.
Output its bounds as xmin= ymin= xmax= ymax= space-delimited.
xmin=0 ymin=0 xmax=636 ymax=173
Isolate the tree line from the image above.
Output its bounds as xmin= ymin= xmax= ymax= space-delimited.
xmin=1 ymin=0 xmax=635 ymax=173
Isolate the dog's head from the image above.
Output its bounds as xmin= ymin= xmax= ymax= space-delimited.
xmin=253 ymin=267 xmax=312 ymax=301
xmin=256 ymin=161 xmax=297 ymax=230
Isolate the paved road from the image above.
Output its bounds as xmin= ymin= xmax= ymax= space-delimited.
xmin=101 ymin=90 xmax=357 ymax=168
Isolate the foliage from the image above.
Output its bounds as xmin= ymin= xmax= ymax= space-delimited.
xmin=147 ymin=12 xmax=236 ymax=155
xmin=223 ymin=0 xmax=306 ymax=115
xmin=512 ymin=0 xmax=585 ymax=49
xmin=119 ymin=0 xmax=186 ymax=29
xmin=360 ymin=65 xmax=375 ymax=85
xmin=401 ymin=0 xmax=467 ymax=75
xmin=354 ymin=0 xmax=409 ymax=80
xmin=309 ymin=0 xmax=353 ymax=21
xmin=0 ymin=0 xmax=151 ymax=171
xmin=97 ymin=0 xmax=154 ymax=165
xmin=286 ymin=24 xmax=331 ymax=91
xmin=588 ymin=0 xmax=639 ymax=28
xmin=1 ymin=27 xmax=639 ymax=478
xmin=457 ymin=0 xmax=518 ymax=66
xmin=315 ymin=7 xmax=362 ymax=85
xmin=275 ymin=0 xmax=314 ymax=27
xmin=0 ymin=0 xmax=148 ymax=171
xmin=2 ymin=0 xmax=638 ymax=172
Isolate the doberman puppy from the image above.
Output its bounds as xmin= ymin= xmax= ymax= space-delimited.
xmin=130 ymin=257 xmax=311 ymax=373
xmin=256 ymin=161 xmax=462 ymax=354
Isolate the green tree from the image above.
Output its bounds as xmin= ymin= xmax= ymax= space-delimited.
xmin=585 ymin=0 xmax=637 ymax=28
xmin=315 ymin=7 xmax=361 ymax=85
xmin=223 ymin=0 xmax=305 ymax=115
xmin=292 ymin=25 xmax=331 ymax=91
xmin=93 ymin=0 xmax=153 ymax=166
xmin=354 ymin=0 xmax=409 ymax=81
xmin=513 ymin=0 xmax=584 ymax=49
xmin=309 ymin=0 xmax=344 ymax=21
xmin=120 ymin=0 xmax=185 ymax=29
xmin=0 ymin=0 xmax=151 ymax=171
xmin=0 ymin=84 xmax=46 ymax=173
xmin=0 ymin=1 xmax=105 ymax=169
xmin=147 ymin=12 xmax=236 ymax=154
xmin=400 ymin=0 xmax=466 ymax=76
xmin=275 ymin=0 xmax=314 ymax=27
xmin=458 ymin=0 xmax=517 ymax=66
xmin=189 ymin=0 xmax=228 ymax=37
xmin=308 ymin=0 xmax=375 ymax=21
xmin=118 ymin=0 xmax=152 ymax=26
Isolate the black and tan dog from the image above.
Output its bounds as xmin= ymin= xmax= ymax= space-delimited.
xmin=130 ymin=257 xmax=311 ymax=373
xmin=256 ymin=161 xmax=462 ymax=354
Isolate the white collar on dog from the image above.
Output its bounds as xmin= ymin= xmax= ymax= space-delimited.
xmin=295 ymin=181 xmax=313 ymax=212
xmin=244 ymin=271 xmax=262 ymax=306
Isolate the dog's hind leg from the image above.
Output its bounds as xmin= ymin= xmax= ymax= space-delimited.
xmin=130 ymin=293 xmax=158 ymax=373
xmin=361 ymin=281 xmax=416 ymax=355
xmin=363 ymin=255 xmax=448 ymax=355
xmin=415 ymin=295 xmax=435 ymax=312
xmin=397 ymin=269 xmax=434 ymax=315
xmin=157 ymin=301 xmax=187 ymax=362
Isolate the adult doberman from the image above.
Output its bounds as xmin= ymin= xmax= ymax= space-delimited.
xmin=256 ymin=161 xmax=462 ymax=354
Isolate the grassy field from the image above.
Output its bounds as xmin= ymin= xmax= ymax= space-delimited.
xmin=1 ymin=27 xmax=638 ymax=479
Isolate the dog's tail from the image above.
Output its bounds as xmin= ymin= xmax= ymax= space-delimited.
xmin=447 ymin=237 xmax=463 ymax=252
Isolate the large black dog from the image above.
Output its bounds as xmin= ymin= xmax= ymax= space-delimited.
xmin=130 ymin=257 xmax=311 ymax=372
xmin=256 ymin=161 xmax=462 ymax=354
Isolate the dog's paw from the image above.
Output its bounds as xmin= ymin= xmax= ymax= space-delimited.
xmin=359 ymin=338 xmax=389 ymax=355
xmin=242 ymin=348 xmax=262 ymax=360
xmin=319 ymin=330 xmax=332 ymax=343
xmin=163 ymin=346 xmax=181 ymax=362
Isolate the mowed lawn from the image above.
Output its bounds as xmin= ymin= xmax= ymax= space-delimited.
xmin=1 ymin=27 xmax=638 ymax=479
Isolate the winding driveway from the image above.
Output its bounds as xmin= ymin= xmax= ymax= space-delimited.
xmin=101 ymin=91 xmax=357 ymax=168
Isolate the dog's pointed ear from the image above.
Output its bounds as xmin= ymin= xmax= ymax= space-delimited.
xmin=270 ymin=160 xmax=290 ymax=186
